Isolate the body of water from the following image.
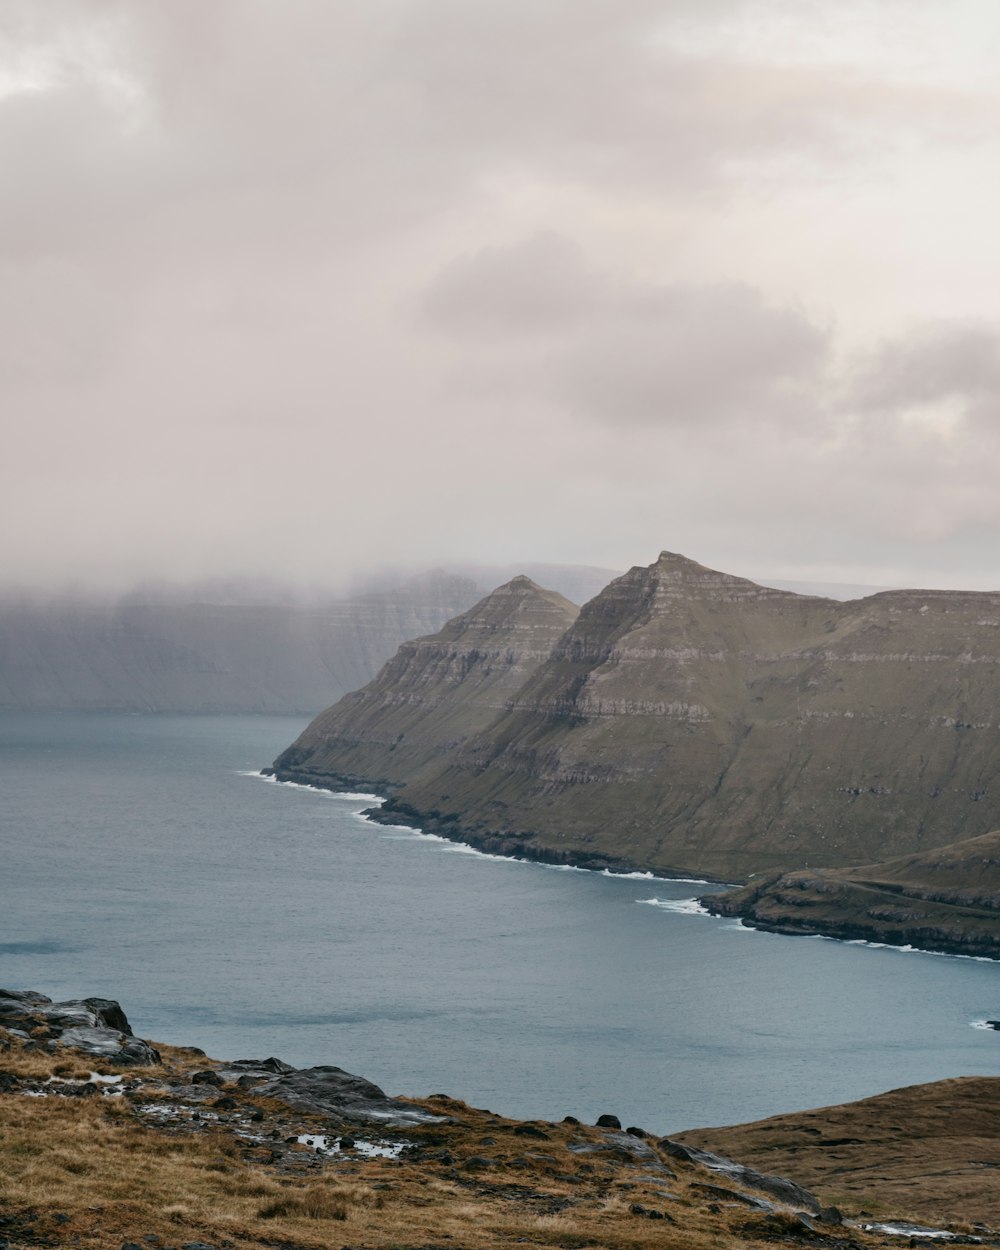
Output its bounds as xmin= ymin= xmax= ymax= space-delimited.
xmin=3 ymin=712 xmax=998 ymax=1134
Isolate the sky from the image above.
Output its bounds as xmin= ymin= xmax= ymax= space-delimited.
xmin=3 ymin=0 xmax=1000 ymax=594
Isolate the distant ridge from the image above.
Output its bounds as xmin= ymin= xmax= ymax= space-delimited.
xmin=360 ymin=550 xmax=1000 ymax=880
xmin=270 ymin=577 xmax=580 ymax=790
xmin=0 ymin=562 xmax=606 ymax=714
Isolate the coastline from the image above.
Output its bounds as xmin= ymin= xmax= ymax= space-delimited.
xmin=261 ymin=765 xmax=730 ymax=884
xmin=262 ymin=769 xmax=1000 ymax=961
xmin=702 ymin=873 xmax=1000 ymax=962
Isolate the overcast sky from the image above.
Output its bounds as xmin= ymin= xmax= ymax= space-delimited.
xmin=3 ymin=0 xmax=1000 ymax=593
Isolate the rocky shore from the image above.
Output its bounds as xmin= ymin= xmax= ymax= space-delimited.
xmin=3 ymin=988 xmax=999 ymax=1249
xmin=702 ymin=829 xmax=1000 ymax=960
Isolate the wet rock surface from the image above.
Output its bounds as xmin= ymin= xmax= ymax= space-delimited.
xmin=251 ymin=1064 xmax=448 ymax=1129
xmin=0 ymin=990 xmax=161 ymax=1066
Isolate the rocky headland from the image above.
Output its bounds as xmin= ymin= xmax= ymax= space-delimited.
xmin=3 ymin=988 xmax=997 ymax=1249
xmin=269 ymin=577 xmax=579 ymax=792
xmin=271 ymin=550 xmax=1000 ymax=884
xmin=702 ymin=828 xmax=1000 ymax=958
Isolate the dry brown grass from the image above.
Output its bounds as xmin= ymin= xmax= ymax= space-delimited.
xmin=678 ymin=1075 xmax=1000 ymax=1228
xmin=0 ymin=1033 xmax=945 ymax=1249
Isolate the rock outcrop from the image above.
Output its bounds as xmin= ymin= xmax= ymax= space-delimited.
xmin=269 ymin=577 xmax=579 ymax=791
xmin=0 ymin=988 xmax=161 ymax=1065
xmin=372 ymin=551 xmax=1000 ymax=880
xmin=703 ymin=828 xmax=1000 ymax=957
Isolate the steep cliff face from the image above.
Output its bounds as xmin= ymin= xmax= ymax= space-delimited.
xmin=384 ymin=551 xmax=1000 ymax=879
xmin=271 ymin=577 xmax=580 ymax=789
xmin=704 ymin=828 xmax=1000 ymax=957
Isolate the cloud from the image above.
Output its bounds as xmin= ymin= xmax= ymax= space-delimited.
xmin=420 ymin=233 xmax=599 ymax=335
xmin=850 ymin=321 xmax=1000 ymax=416
xmin=3 ymin=0 xmax=1000 ymax=592
xmin=419 ymin=233 xmax=829 ymax=427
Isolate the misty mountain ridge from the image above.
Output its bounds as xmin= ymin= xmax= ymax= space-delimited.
xmin=0 ymin=565 xmax=597 ymax=714
xmin=272 ymin=576 xmax=580 ymax=789
xmin=274 ymin=549 xmax=1000 ymax=883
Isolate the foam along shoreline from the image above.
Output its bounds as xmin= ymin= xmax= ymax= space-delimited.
xmin=252 ymin=769 xmax=728 ymax=885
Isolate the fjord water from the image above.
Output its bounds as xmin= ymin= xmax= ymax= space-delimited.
xmin=4 ymin=713 xmax=998 ymax=1133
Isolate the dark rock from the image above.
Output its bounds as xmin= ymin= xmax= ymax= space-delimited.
xmin=339 ymin=1137 xmax=356 ymax=1149
xmin=57 ymin=1027 xmax=160 ymax=1067
xmin=191 ymin=1071 xmax=224 ymax=1086
xmin=630 ymin=1203 xmax=673 ymax=1221
xmin=80 ymin=998 xmax=132 ymax=1034
xmin=596 ymin=1114 xmax=621 ymax=1129
xmin=625 ymin=1126 xmax=648 ymax=1137
xmin=63 ymin=1081 xmax=98 ymax=1097
xmin=660 ymin=1139 xmax=821 ymax=1213
xmin=212 ymin=1096 xmax=237 ymax=1110
xmin=818 ymin=1205 xmax=844 ymax=1225
xmin=228 ymin=1057 xmax=294 ymax=1075
xmin=513 ymin=1124 xmax=549 ymax=1138
xmin=254 ymin=1064 xmax=447 ymax=1129
xmin=561 ymin=1115 xmax=580 ymax=1125
xmin=692 ymin=1181 xmax=774 ymax=1211
xmin=463 ymin=1156 xmax=496 ymax=1169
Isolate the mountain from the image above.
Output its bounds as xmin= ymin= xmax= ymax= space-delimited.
xmin=703 ymin=828 xmax=1000 ymax=957
xmin=370 ymin=550 xmax=1000 ymax=880
xmin=270 ymin=577 xmax=580 ymax=789
xmin=0 ymin=571 xmax=484 ymax=714
xmin=443 ymin=561 xmax=619 ymax=608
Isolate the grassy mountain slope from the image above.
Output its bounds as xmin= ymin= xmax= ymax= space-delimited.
xmin=271 ymin=577 xmax=579 ymax=790
xmin=381 ymin=551 xmax=1000 ymax=879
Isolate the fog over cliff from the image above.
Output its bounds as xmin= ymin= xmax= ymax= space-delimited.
xmin=4 ymin=1 xmax=1000 ymax=594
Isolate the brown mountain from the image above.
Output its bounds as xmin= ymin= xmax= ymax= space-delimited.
xmin=375 ymin=550 xmax=1000 ymax=880
xmin=269 ymin=577 xmax=580 ymax=790
xmin=703 ymin=828 xmax=1000 ymax=957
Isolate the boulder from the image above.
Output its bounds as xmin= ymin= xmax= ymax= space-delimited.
xmin=56 ymin=1027 xmax=160 ymax=1067
xmin=254 ymin=1064 xmax=446 ymax=1129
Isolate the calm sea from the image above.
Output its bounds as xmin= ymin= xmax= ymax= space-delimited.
xmin=3 ymin=712 xmax=998 ymax=1134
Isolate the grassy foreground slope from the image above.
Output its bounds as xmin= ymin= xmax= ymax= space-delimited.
xmin=3 ymin=1027 xmax=995 ymax=1250
xmin=704 ymin=828 xmax=1000 ymax=957
xmin=678 ymin=1076 xmax=1000 ymax=1229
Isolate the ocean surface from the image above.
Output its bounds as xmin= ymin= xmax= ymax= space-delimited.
xmin=3 ymin=712 xmax=999 ymax=1134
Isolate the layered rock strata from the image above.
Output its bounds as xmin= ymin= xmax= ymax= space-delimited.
xmin=270 ymin=577 xmax=579 ymax=791
xmin=375 ymin=551 xmax=1000 ymax=880
xmin=703 ymin=828 xmax=1000 ymax=957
